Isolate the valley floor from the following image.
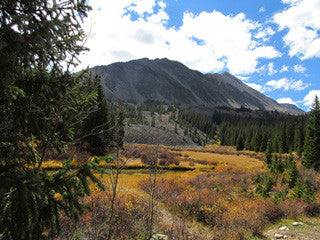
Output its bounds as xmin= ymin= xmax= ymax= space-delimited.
xmin=55 ymin=144 xmax=320 ymax=240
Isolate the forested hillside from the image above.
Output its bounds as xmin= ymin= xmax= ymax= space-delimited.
xmin=120 ymin=101 xmax=307 ymax=155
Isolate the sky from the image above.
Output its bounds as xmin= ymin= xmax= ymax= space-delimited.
xmin=78 ymin=0 xmax=320 ymax=111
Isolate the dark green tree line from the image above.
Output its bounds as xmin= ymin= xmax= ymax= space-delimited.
xmin=176 ymin=108 xmax=217 ymax=145
xmin=216 ymin=112 xmax=307 ymax=154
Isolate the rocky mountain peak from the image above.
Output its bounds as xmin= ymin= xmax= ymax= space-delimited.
xmin=91 ymin=58 xmax=304 ymax=115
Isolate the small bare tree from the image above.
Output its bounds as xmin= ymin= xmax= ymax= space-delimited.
xmin=98 ymin=108 xmax=126 ymax=240
xmin=104 ymin=148 xmax=127 ymax=240
xmin=145 ymin=129 xmax=162 ymax=240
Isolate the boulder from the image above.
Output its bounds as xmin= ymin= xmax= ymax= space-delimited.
xmin=292 ymin=222 xmax=303 ymax=226
xmin=151 ymin=234 xmax=168 ymax=240
xmin=275 ymin=233 xmax=284 ymax=239
xmin=279 ymin=226 xmax=289 ymax=231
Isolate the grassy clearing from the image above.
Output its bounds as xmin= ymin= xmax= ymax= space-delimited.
xmin=42 ymin=144 xmax=264 ymax=171
xmin=178 ymin=150 xmax=263 ymax=170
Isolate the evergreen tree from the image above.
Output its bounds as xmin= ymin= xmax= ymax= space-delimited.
xmin=250 ymin=136 xmax=255 ymax=151
xmin=265 ymin=140 xmax=273 ymax=165
xmin=0 ymin=1 xmax=110 ymax=239
xmin=82 ymin=84 xmax=113 ymax=155
xmin=244 ymin=136 xmax=251 ymax=150
xmin=259 ymin=132 xmax=268 ymax=152
xmin=262 ymin=175 xmax=274 ymax=198
xmin=286 ymin=122 xmax=295 ymax=152
xmin=288 ymin=157 xmax=299 ymax=188
xmin=291 ymin=178 xmax=303 ymax=199
xmin=219 ymin=122 xmax=227 ymax=145
xmin=253 ymin=131 xmax=262 ymax=152
xmin=272 ymin=134 xmax=279 ymax=153
xmin=303 ymin=96 xmax=320 ymax=170
xmin=278 ymin=154 xmax=284 ymax=173
xmin=279 ymin=123 xmax=288 ymax=153
xmin=270 ymin=154 xmax=284 ymax=173
xmin=236 ymin=135 xmax=244 ymax=151
xmin=302 ymin=178 xmax=316 ymax=202
xmin=294 ymin=123 xmax=305 ymax=157
xmin=270 ymin=154 xmax=277 ymax=173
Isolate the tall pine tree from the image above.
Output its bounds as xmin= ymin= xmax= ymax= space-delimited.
xmin=236 ymin=135 xmax=244 ymax=151
xmin=82 ymin=83 xmax=114 ymax=155
xmin=303 ymin=96 xmax=320 ymax=170
xmin=0 ymin=1 xmax=116 ymax=239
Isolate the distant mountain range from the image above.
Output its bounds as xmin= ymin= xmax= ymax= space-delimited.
xmin=91 ymin=58 xmax=304 ymax=115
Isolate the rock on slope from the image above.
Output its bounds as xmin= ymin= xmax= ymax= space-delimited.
xmin=124 ymin=125 xmax=197 ymax=147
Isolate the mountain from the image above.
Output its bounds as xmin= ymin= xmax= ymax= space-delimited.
xmin=91 ymin=58 xmax=304 ymax=115
xmin=279 ymin=103 xmax=302 ymax=111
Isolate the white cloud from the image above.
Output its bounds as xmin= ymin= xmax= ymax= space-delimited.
xmin=179 ymin=11 xmax=281 ymax=74
xmin=293 ymin=64 xmax=306 ymax=73
xmin=158 ymin=0 xmax=166 ymax=9
xmin=277 ymin=97 xmax=297 ymax=106
xmin=281 ymin=0 xmax=302 ymax=5
xmin=147 ymin=8 xmax=169 ymax=24
xmin=246 ymin=83 xmax=263 ymax=92
xmin=254 ymin=26 xmax=275 ymax=41
xmin=264 ymin=77 xmax=310 ymax=91
xmin=303 ymin=90 xmax=320 ymax=106
xmin=127 ymin=0 xmax=156 ymax=15
xmin=274 ymin=0 xmax=320 ymax=59
xmin=76 ymin=0 xmax=281 ymax=75
xmin=259 ymin=7 xmax=265 ymax=13
xmin=265 ymin=78 xmax=290 ymax=91
xmin=236 ymin=75 xmax=251 ymax=81
xmin=267 ymin=62 xmax=277 ymax=75
xmin=256 ymin=64 xmax=267 ymax=74
xmin=290 ymin=80 xmax=310 ymax=90
xmin=279 ymin=65 xmax=289 ymax=73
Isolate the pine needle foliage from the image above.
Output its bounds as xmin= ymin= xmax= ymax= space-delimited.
xmin=303 ymin=96 xmax=320 ymax=170
xmin=0 ymin=1 xmax=115 ymax=239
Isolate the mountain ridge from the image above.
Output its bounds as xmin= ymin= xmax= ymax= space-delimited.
xmin=91 ymin=58 xmax=304 ymax=115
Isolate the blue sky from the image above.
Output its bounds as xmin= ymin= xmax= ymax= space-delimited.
xmin=79 ymin=0 xmax=320 ymax=111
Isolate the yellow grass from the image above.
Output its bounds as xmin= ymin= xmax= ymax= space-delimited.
xmin=179 ymin=150 xmax=263 ymax=170
xmin=41 ymin=160 xmax=63 ymax=168
xmin=205 ymin=144 xmax=239 ymax=153
xmin=42 ymin=144 xmax=264 ymax=175
xmin=43 ymin=143 xmax=264 ymax=196
xmin=121 ymin=143 xmax=265 ymax=170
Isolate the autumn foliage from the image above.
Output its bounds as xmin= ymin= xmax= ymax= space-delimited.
xmin=56 ymin=144 xmax=320 ymax=240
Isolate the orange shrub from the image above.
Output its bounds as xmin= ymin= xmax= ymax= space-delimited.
xmin=60 ymin=189 xmax=152 ymax=239
xmin=138 ymin=172 xmax=289 ymax=239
